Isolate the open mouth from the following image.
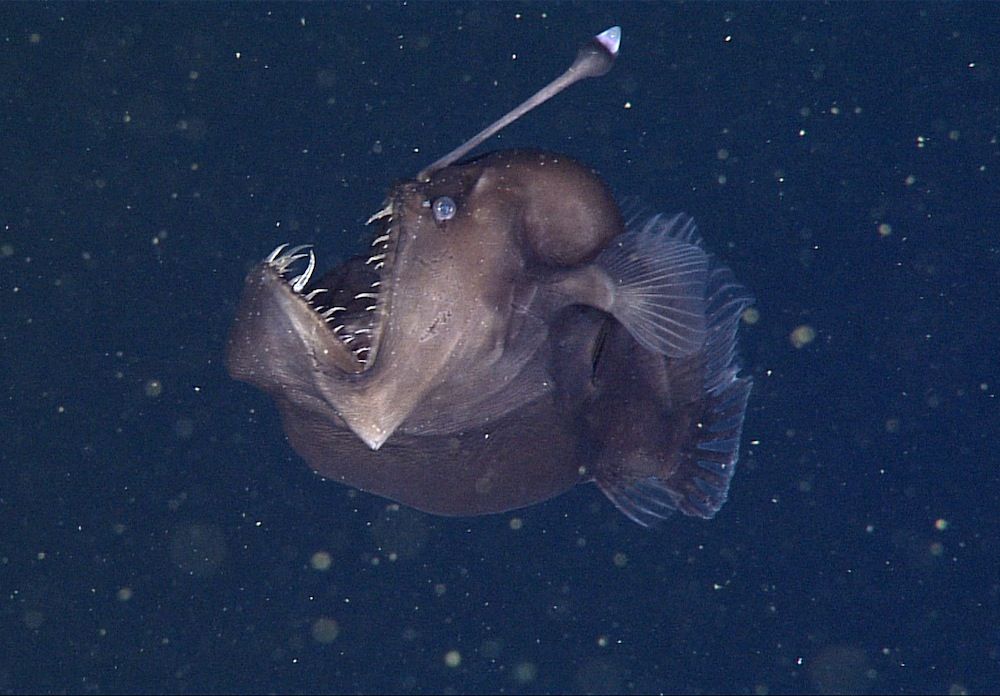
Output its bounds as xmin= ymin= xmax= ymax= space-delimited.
xmin=260 ymin=199 xmax=399 ymax=373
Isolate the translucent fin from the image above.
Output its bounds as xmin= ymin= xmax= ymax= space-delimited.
xmin=669 ymin=374 xmax=752 ymax=518
xmin=702 ymin=264 xmax=754 ymax=396
xmin=597 ymin=374 xmax=752 ymax=525
xmin=596 ymin=214 xmax=709 ymax=357
xmin=593 ymin=208 xmax=753 ymax=525
xmin=597 ymin=476 xmax=680 ymax=527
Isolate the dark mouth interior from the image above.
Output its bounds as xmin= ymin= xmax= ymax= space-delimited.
xmin=264 ymin=201 xmax=395 ymax=369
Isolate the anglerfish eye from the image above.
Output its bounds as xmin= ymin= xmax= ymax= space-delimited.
xmin=432 ymin=196 xmax=456 ymax=222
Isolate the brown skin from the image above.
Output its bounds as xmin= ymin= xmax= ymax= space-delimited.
xmin=227 ymin=149 xmax=751 ymax=519
xmin=227 ymin=150 xmax=626 ymax=514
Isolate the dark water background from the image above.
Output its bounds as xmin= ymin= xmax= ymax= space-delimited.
xmin=2 ymin=3 xmax=997 ymax=694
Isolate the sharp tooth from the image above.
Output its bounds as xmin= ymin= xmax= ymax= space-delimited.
xmin=354 ymin=292 xmax=378 ymax=300
xmin=271 ymin=244 xmax=312 ymax=273
xmin=365 ymin=203 xmax=393 ymax=225
xmin=265 ymin=243 xmax=289 ymax=264
xmin=365 ymin=305 xmax=377 ymax=312
xmin=305 ymin=288 xmax=328 ymax=301
xmin=366 ymin=253 xmax=387 ymax=265
xmin=370 ymin=234 xmax=390 ymax=246
xmin=291 ymin=250 xmax=316 ymax=292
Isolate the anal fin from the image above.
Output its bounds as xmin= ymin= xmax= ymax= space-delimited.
xmin=598 ymin=374 xmax=752 ymax=525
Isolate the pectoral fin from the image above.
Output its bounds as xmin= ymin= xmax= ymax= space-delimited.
xmin=596 ymin=213 xmax=709 ymax=357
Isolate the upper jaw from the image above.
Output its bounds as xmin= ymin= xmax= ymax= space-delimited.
xmin=260 ymin=195 xmax=404 ymax=376
xmin=251 ymin=195 xmax=430 ymax=449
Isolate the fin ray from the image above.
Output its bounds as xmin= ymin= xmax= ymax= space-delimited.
xmin=592 ymin=209 xmax=754 ymax=524
xmin=597 ymin=350 xmax=752 ymax=522
xmin=597 ymin=214 xmax=710 ymax=357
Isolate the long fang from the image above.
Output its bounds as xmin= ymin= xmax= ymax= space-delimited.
xmin=265 ymin=243 xmax=289 ymax=263
xmin=365 ymin=203 xmax=393 ymax=225
xmin=291 ymin=250 xmax=316 ymax=292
